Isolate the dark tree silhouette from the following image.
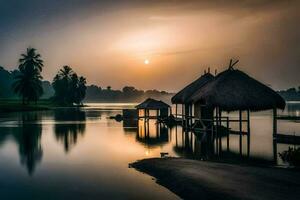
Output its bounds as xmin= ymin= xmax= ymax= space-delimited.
xmin=54 ymin=109 xmax=86 ymax=152
xmin=17 ymin=113 xmax=43 ymax=175
xmin=12 ymin=47 xmax=44 ymax=104
xmin=52 ymin=66 xmax=87 ymax=105
xmin=77 ymin=76 xmax=87 ymax=104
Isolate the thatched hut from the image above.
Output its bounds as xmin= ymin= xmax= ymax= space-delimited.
xmin=188 ymin=68 xmax=285 ymax=112
xmin=171 ymin=71 xmax=214 ymax=120
xmin=187 ymin=60 xmax=285 ymax=157
xmin=136 ymin=98 xmax=171 ymax=118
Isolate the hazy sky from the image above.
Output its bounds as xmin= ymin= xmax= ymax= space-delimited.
xmin=0 ymin=0 xmax=299 ymax=91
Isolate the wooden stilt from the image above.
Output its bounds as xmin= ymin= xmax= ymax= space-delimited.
xmin=219 ymin=109 xmax=222 ymax=153
xmin=175 ymin=104 xmax=178 ymax=117
xmin=182 ymin=104 xmax=184 ymax=127
xmin=273 ymin=108 xmax=278 ymax=164
xmin=143 ymin=119 xmax=146 ymax=138
xmin=239 ymin=110 xmax=242 ymax=156
xmin=175 ymin=126 xmax=178 ymax=146
xmin=226 ymin=117 xmax=229 ymax=151
xmin=147 ymin=120 xmax=150 ymax=137
xmin=156 ymin=122 xmax=159 ymax=138
xmin=215 ymin=107 xmax=219 ymax=154
xmin=182 ymin=128 xmax=184 ymax=147
xmin=273 ymin=108 xmax=277 ymax=138
xmin=247 ymin=110 xmax=250 ymax=157
xmin=190 ymin=132 xmax=193 ymax=148
xmin=191 ymin=104 xmax=193 ymax=127
xmin=211 ymin=108 xmax=214 ymax=143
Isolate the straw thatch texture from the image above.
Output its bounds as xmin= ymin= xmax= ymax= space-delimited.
xmin=136 ymin=98 xmax=170 ymax=109
xmin=171 ymin=73 xmax=214 ymax=104
xmin=188 ymin=68 xmax=286 ymax=112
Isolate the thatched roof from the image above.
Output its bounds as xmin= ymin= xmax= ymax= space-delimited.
xmin=171 ymin=73 xmax=214 ymax=104
xmin=188 ymin=68 xmax=286 ymax=112
xmin=136 ymin=98 xmax=170 ymax=109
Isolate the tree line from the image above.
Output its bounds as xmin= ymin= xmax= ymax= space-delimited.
xmin=86 ymin=85 xmax=172 ymax=102
xmin=12 ymin=47 xmax=87 ymax=105
xmin=0 ymin=65 xmax=173 ymax=103
xmin=278 ymin=87 xmax=300 ymax=101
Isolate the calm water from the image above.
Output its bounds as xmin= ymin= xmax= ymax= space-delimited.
xmin=0 ymin=102 xmax=299 ymax=199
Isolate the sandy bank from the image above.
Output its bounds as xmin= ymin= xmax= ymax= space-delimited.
xmin=131 ymin=158 xmax=300 ymax=200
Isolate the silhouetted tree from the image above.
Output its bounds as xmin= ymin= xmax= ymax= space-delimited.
xmin=52 ymin=66 xmax=87 ymax=105
xmin=12 ymin=48 xmax=44 ymax=104
xmin=77 ymin=76 xmax=87 ymax=104
xmin=54 ymin=109 xmax=86 ymax=152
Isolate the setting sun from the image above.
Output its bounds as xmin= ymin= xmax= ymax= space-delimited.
xmin=144 ymin=59 xmax=149 ymax=65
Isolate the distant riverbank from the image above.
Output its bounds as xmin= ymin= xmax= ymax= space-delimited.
xmin=131 ymin=158 xmax=300 ymax=200
xmin=0 ymin=99 xmax=84 ymax=112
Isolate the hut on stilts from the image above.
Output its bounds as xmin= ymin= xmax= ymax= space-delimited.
xmin=172 ymin=59 xmax=286 ymax=158
xmin=136 ymin=98 xmax=171 ymax=120
xmin=171 ymin=69 xmax=215 ymax=127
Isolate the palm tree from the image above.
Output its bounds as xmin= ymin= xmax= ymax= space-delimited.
xmin=77 ymin=76 xmax=87 ymax=105
xmin=13 ymin=47 xmax=44 ymax=104
xmin=19 ymin=48 xmax=43 ymax=73
xmin=52 ymin=66 xmax=74 ymax=105
xmin=52 ymin=66 xmax=87 ymax=105
xmin=13 ymin=73 xmax=43 ymax=104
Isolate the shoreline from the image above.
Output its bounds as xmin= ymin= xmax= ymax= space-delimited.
xmin=0 ymin=102 xmax=87 ymax=113
xmin=131 ymin=157 xmax=300 ymax=200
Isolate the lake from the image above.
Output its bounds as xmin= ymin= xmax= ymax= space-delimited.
xmin=0 ymin=102 xmax=299 ymax=199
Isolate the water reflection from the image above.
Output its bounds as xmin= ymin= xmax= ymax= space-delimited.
xmin=17 ymin=113 xmax=43 ymax=175
xmin=54 ymin=109 xmax=86 ymax=153
xmin=0 ymin=112 xmax=43 ymax=175
xmin=123 ymin=118 xmax=138 ymax=134
xmin=174 ymin=130 xmax=214 ymax=160
xmin=136 ymin=119 xmax=169 ymax=148
xmin=124 ymin=117 xmax=286 ymax=165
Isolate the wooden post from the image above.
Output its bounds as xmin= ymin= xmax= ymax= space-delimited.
xmin=247 ymin=110 xmax=250 ymax=157
xmin=211 ymin=108 xmax=214 ymax=143
xmin=273 ymin=108 xmax=277 ymax=138
xmin=189 ymin=105 xmax=191 ymax=128
xmin=215 ymin=107 xmax=219 ymax=154
xmin=191 ymin=104 xmax=194 ymax=127
xmin=273 ymin=108 xmax=278 ymax=164
xmin=182 ymin=104 xmax=184 ymax=127
xmin=175 ymin=104 xmax=178 ymax=117
xmin=239 ymin=110 xmax=242 ymax=156
xmin=156 ymin=121 xmax=159 ymax=138
xmin=226 ymin=117 xmax=229 ymax=152
xmin=175 ymin=126 xmax=178 ymax=146
xmin=147 ymin=120 xmax=150 ymax=137
xmin=218 ymin=108 xmax=222 ymax=154
xmin=185 ymin=104 xmax=190 ymax=129
xmin=182 ymin=128 xmax=184 ymax=147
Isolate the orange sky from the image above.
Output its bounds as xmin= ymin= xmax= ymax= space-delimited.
xmin=0 ymin=0 xmax=299 ymax=91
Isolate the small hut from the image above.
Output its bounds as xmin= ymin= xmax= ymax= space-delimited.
xmin=136 ymin=98 xmax=171 ymax=119
xmin=171 ymin=71 xmax=214 ymax=121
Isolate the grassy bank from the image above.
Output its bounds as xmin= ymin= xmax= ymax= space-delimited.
xmin=131 ymin=158 xmax=300 ymax=200
xmin=0 ymin=99 xmax=60 ymax=112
